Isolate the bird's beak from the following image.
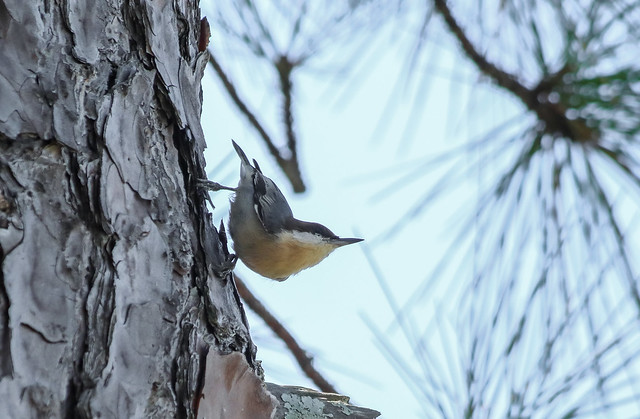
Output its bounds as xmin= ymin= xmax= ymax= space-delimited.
xmin=332 ymin=237 xmax=364 ymax=247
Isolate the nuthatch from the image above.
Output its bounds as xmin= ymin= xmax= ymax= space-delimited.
xmin=201 ymin=140 xmax=363 ymax=281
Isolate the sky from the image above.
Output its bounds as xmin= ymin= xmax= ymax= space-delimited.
xmin=201 ymin=75 xmax=431 ymax=419
xmin=199 ymin=2 xmax=640 ymax=418
xmin=199 ymin=21 xmax=483 ymax=417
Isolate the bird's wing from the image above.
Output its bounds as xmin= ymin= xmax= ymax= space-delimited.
xmin=251 ymin=171 xmax=293 ymax=234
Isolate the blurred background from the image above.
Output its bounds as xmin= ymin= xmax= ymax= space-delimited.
xmin=199 ymin=1 xmax=640 ymax=417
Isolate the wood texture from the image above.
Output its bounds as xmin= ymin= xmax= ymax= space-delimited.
xmin=0 ymin=1 xmax=380 ymax=417
xmin=0 ymin=0 xmax=256 ymax=417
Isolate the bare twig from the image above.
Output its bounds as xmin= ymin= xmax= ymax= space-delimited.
xmin=233 ymin=274 xmax=338 ymax=394
xmin=276 ymin=56 xmax=298 ymax=157
xmin=207 ymin=51 xmax=306 ymax=192
xmin=432 ymin=0 xmax=530 ymax=102
xmin=274 ymin=55 xmax=305 ymax=193
xmin=207 ymin=51 xmax=274 ymax=153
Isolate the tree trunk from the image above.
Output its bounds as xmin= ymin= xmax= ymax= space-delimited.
xmin=0 ymin=0 xmax=262 ymax=416
xmin=0 ymin=1 xmax=380 ymax=417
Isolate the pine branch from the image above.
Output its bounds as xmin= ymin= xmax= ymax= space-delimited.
xmin=233 ymin=274 xmax=338 ymax=394
xmin=431 ymin=0 xmax=596 ymax=142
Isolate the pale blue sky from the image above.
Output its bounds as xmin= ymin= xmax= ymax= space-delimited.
xmin=199 ymin=2 xmax=640 ymax=417
xmin=200 ymin=19 xmax=494 ymax=417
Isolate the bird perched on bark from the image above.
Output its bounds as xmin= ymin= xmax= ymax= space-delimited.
xmin=200 ymin=140 xmax=363 ymax=280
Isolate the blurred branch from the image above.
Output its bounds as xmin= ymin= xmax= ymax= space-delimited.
xmin=207 ymin=51 xmax=306 ymax=192
xmin=276 ymin=55 xmax=299 ymax=164
xmin=207 ymin=51 xmax=273 ymax=152
xmin=233 ymin=273 xmax=337 ymax=394
xmin=364 ymin=2 xmax=640 ymax=416
xmin=431 ymin=0 xmax=597 ymax=143
xmin=207 ymin=0 xmax=392 ymax=194
xmin=274 ymin=54 xmax=305 ymax=193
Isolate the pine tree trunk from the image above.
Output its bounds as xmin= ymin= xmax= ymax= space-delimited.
xmin=0 ymin=1 xmax=381 ymax=417
xmin=0 ymin=1 xmax=260 ymax=417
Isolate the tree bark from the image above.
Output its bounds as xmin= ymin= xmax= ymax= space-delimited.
xmin=0 ymin=0 xmax=260 ymax=417
xmin=0 ymin=1 xmax=380 ymax=417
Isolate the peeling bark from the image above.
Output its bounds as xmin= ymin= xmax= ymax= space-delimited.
xmin=0 ymin=1 xmax=380 ymax=418
xmin=0 ymin=0 xmax=255 ymax=417
xmin=197 ymin=351 xmax=277 ymax=419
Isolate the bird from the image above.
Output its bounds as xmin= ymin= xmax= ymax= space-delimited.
xmin=200 ymin=140 xmax=363 ymax=280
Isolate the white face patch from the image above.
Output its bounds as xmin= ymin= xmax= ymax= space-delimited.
xmin=278 ymin=230 xmax=327 ymax=246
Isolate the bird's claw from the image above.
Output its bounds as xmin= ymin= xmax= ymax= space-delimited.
xmin=197 ymin=179 xmax=235 ymax=192
xmin=214 ymin=254 xmax=238 ymax=278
